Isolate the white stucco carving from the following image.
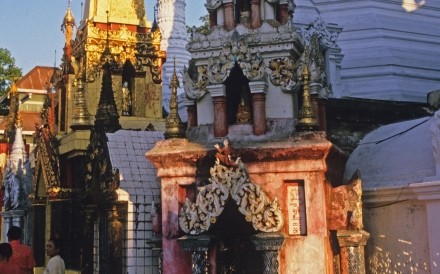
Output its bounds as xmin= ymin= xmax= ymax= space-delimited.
xmin=157 ymin=0 xmax=191 ymax=111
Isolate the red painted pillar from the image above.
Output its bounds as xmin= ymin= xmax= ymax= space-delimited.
xmin=224 ymin=2 xmax=235 ymax=30
xmin=161 ymin=180 xmax=192 ymax=274
xmin=186 ymin=104 xmax=197 ymax=128
xmin=213 ymin=96 xmax=228 ymax=137
xmin=250 ymin=0 xmax=261 ymax=29
xmin=249 ymin=81 xmax=267 ymax=136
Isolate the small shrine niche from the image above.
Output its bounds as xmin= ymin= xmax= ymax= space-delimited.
xmin=121 ymin=61 xmax=135 ymax=116
xmin=235 ymin=0 xmax=251 ymax=26
xmin=225 ymin=64 xmax=252 ymax=124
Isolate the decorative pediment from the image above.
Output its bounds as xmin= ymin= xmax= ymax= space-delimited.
xmin=179 ymin=160 xmax=283 ymax=235
xmin=205 ymin=31 xmax=267 ymax=85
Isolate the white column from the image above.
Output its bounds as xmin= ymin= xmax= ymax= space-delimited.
xmin=157 ymin=0 xmax=191 ymax=114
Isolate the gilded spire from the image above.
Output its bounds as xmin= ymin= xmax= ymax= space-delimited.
xmin=61 ymin=1 xmax=76 ymax=42
xmin=164 ymin=58 xmax=185 ymax=139
xmin=15 ymin=105 xmax=22 ymax=129
xmin=61 ymin=1 xmax=75 ymax=76
xmin=297 ymin=47 xmax=319 ymax=131
xmin=9 ymin=95 xmax=26 ymax=174
xmin=5 ymin=82 xmax=19 ymax=143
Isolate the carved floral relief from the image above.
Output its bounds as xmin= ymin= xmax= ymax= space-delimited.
xmin=179 ymin=158 xmax=283 ymax=235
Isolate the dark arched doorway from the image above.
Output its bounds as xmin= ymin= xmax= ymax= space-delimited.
xmin=225 ymin=64 xmax=252 ymax=125
xmin=210 ymin=199 xmax=263 ymax=273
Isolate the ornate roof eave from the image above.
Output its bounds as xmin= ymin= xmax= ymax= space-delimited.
xmin=32 ymin=124 xmax=71 ymax=203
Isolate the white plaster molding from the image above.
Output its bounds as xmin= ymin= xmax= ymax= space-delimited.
xmin=249 ymin=81 xmax=268 ymax=94
xmin=183 ymin=96 xmax=195 ymax=107
xmin=363 ymin=185 xmax=415 ymax=205
xmin=409 ymin=180 xmax=440 ymax=201
xmin=364 ymin=180 xmax=440 ymax=205
xmin=207 ymin=84 xmax=226 ymax=97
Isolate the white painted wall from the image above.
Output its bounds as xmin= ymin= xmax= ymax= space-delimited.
xmin=364 ymin=195 xmax=430 ymax=274
xmin=295 ymin=0 xmax=440 ymax=102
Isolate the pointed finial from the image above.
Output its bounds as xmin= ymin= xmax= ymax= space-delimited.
xmin=164 ymin=57 xmax=185 ymax=139
xmin=296 ymin=46 xmax=319 ymax=131
xmin=106 ymin=10 xmax=110 ymax=45
xmin=152 ymin=4 xmax=159 ymax=31
xmin=170 ymin=58 xmax=179 ymax=88
xmin=81 ymin=2 xmax=84 ymax=24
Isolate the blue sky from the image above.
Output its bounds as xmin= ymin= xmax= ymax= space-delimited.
xmin=0 ymin=1 xmax=205 ymax=74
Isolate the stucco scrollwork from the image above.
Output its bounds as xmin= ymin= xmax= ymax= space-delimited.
xmin=183 ymin=63 xmax=209 ymax=100
xmin=268 ymin=57 xmax=299 ymax=92
xmin=207 ymin=30 xmax=266 ymax=84
xmin=240 ymin=51 xmax=266 ymax=81
xmin=301 ymin=17 xmax=339 ymax=48
xmin=196 ymin=176 xmax=229 ymax=224
xmin=179 ymin=159 xmax=283 ymax=235
xmin=232 ymin=181 xmax=283 ymax=232
xmin=207 ymin=48 xmax=235 ymax=84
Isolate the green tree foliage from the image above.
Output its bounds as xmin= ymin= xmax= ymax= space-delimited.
xmin=0 ymin=48 xmax=22 ymax=96
xmin=187 ymin=14 xmax=210 ymax=35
